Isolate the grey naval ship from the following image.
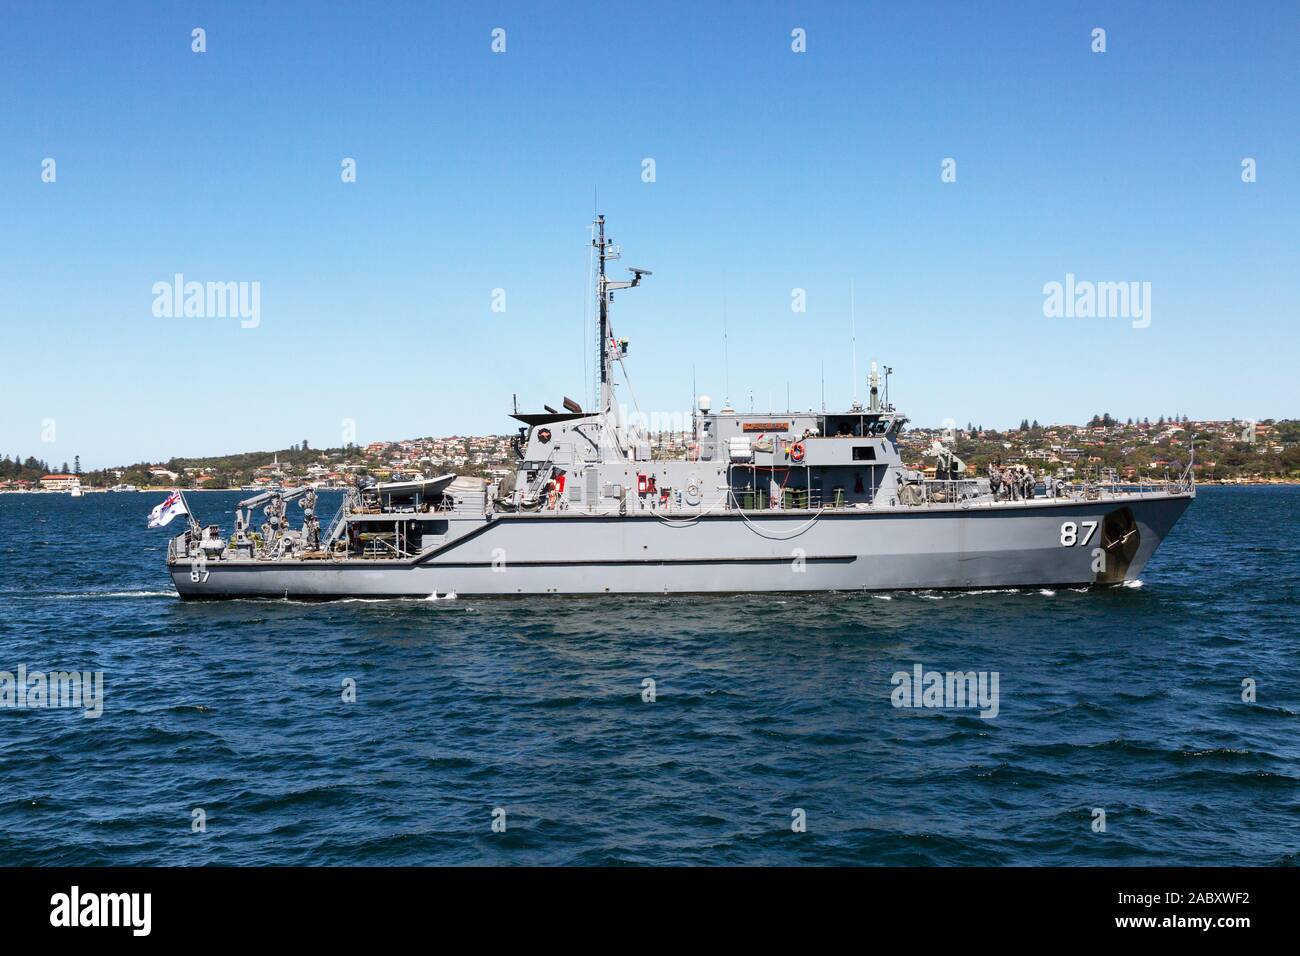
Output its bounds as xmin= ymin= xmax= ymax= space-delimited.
xmin=166 ymin=216 xmax=1194 ymax=599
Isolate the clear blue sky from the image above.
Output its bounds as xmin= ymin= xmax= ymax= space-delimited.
xmin=2 ymin=1 xmax=1296 ymax=468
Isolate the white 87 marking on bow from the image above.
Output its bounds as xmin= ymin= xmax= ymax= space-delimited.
xmin=1059 ymin=521 xmax=1097 ymax=547
xmin=1055 ymin=522 xmax=1097 ymax=546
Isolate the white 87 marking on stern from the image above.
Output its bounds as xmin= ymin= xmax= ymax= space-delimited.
xmin=1059 ymin=521 xmax=1097 ymax=547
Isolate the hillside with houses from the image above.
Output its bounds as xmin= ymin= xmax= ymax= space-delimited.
xmin=900 ymin=415 xmax=1300 ymax=483
xmin=1 ymin=415 xmax=1296 ymax=492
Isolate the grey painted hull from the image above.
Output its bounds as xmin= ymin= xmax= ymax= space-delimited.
xmin=170 ymin=492 xmax=1193 ymax=598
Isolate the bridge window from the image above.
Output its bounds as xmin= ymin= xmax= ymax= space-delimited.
xmin=852 ymin=446 xmax=876 ymax=461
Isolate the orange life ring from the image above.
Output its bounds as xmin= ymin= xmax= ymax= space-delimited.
xmin=790 ymin=442 xmax=806 ymax=463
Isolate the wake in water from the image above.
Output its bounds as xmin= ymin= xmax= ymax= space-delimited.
xmin=10 ymin=590 xmax=175 ymax=600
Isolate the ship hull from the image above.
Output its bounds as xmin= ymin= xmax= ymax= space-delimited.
xmin=170 ymin=492 xmax=1192 ymax=599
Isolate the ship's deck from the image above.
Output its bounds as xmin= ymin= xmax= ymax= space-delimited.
xmin=168 ymin=486 xmax=1194 ymax=566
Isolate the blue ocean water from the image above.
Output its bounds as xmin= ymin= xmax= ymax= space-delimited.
xmin=0 ymin=486 xmax=1296 ymax=866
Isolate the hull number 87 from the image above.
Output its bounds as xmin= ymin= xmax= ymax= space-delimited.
xmin=1060 ymin=521 xmax=1098 ymax=547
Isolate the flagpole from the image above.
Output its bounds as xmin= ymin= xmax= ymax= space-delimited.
xmin=179 ymin=488 xmax=201 ymax=535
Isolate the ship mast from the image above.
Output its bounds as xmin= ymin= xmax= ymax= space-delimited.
xmin=595 ymin=215 xmax=613 ymax=415
xmin=593 ymin=214 xmax=651 ymax=418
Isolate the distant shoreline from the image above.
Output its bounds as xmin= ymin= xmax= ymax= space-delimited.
xmin=3 ymin=481 xmax=1299 ymax=496
xmin=0 ymin=487 xmax=348 ymax=494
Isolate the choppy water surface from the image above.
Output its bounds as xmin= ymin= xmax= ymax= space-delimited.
xmin=0 ymin=487 xmax=1296 ymax=865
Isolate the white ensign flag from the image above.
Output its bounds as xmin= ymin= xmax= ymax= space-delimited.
xmin=147 ymin=491 xmax=188 ymax=528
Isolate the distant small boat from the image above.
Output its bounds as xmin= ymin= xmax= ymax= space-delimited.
xmin=108 ymin=484 xmax=141 ymax=492
xmin=69 ymin=485 xmax=85 ymax=498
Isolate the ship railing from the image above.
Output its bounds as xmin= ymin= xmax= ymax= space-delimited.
xmin=722 ymin=486 xmax=825 ymax=511
xmin=724 ymin=462 xmax=832 ymax=511
xmin=898 ymin=479 xmax=985 ymax=506
xmin=1079 ymin=473 xmax=1194 ymax=498
xmin=363 ymin=536 xmax=402 ymax=558
xmin=321 ymin=490 xmax=356 ymax=550
xmin=167 ymin=531 xmax=189 ymax=562
xmin=520 ymin=447 xmax=558 ymax=505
